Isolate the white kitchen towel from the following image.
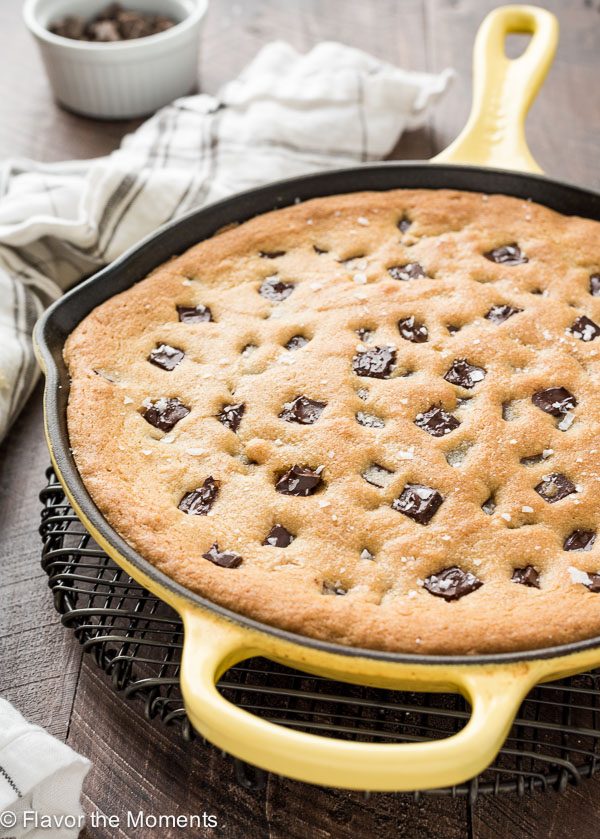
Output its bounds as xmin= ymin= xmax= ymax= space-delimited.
xmin=0 ymin=700 xmax=90 ymax=839
xmin=0 ymin=40 xmax=451 ymax=444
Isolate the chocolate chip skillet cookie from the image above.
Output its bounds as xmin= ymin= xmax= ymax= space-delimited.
xmin=64 ymin=189 xmax=600 ymax=655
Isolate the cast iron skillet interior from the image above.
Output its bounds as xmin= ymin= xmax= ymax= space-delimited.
xmin=35 ymin=162 xmax=600 ymax=667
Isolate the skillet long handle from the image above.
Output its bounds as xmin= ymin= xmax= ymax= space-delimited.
xmin=433 ymin=5 xmax=558 ymax=174
xmin=179 ymin=608 xmax=548 ymax=792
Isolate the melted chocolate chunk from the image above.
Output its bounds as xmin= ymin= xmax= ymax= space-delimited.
xmin=356 ymin=411 xmax=385 ymax=428
xmin=447 ymin=324 xmax=461 ymax=335
xmin=259 ymin=276 xmax=294 ymax=302
xmin=285 ymin=335 xmax=309 ymax=351
xmin=584 ymin=574 xmax=600 ymax=593
xmin=388 ymin=262 xmax=428 ymax=282
xmin=217 ymin=402 xmax=245 ymax=432
xmin=570 ymin=315 xmax=600 ymax=342
xmin=484 ymin=244 xmax=528 ymax=265
xmin=398 ymin=216 xmax=412 ymax=233
xmin=485 ymin=304 xmax=523 ymax=324
xmin=263 ymin=524 xmax=294 ymax=547
xmin=398 ymin=316 xmax=428 ymax=343
xmin=532 ymin=387 xmax=576 ymax=417
xmin=148 ymin=343 xmax=185 ymax=371
xmin=276 ymin=465 xmax=324 ymax=496
xmin=178 ymin=476 xmax=219 ymax=515
xmin=444 ymin=358 xmax=486 ymax=389
xmin=202 ymin=543 xmax=243 ymax=568
xmin=352 ymin=345 xmax=396 ymax=379
xmin=535 ymin=472 xmax=577 ymax=503
xmin=590 ymin=274 xmax=600 ymax=297
xmin=142 ymin=397 xmax=189 ymax=431
xmin=564 ymin=530 xmax=596 ymax=551
xmin=511 ymin=566 xmax=540 ymax=588
xmin=260 ymin=250 xmax=286 ymax=259
xmin=177 ymin=304 xmax=212 ymax=323
xmin=424 ymin=567 xmax=483 ymax=601
xmin=280 ymin=395 xmax=326 ymax=425
xmin=414 ymin=405 xmax=460 ymax=437
xmin=392 ymin=484 xmax=443 ymax=524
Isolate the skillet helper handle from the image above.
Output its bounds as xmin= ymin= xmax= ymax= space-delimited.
xmin=180 ymin=609 xmax=544 ymax=792
xmin=433 ymin=5 xmax=558 ymax=174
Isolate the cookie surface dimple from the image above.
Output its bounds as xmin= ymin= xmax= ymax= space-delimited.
xmin=511 ymin=566 xmax=540 ymax=588
xmin=177 ymin=303 xmax=212 ymax=323
xmin=485 ymin=304 xmax=523 ymax=324
xmin=356 ymin=411 xmax=385 ymax=428
xmin=388 ymin=262 xmax=428 ymax=281
xmin=259 ymin=276 xmax=294 ymax=301
xmin=484 ymin=243 xmax=528 ymax=265
xmin=285 ymin=335 xmax=309 ymax=351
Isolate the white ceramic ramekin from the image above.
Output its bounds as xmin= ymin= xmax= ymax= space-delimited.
xmin=23 ymin=0 xmax=208 ymax=119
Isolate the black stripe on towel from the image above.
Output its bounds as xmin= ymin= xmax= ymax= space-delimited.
xmin=0 ymin=763 xmax=21 ymax=797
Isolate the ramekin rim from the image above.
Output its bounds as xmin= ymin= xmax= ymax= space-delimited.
xmin=23 ymin=0 xmax=208 ymax=52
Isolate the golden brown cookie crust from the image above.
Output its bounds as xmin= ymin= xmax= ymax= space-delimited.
xmin=64 ymin=189 xmax=600 ymax=655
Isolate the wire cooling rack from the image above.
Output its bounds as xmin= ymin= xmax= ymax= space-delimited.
xmin=40 ymin=467 xmax=600 ymax=799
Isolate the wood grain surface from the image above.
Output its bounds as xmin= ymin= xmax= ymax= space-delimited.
xmin=1 ymin=1 xmax=599 ymax=837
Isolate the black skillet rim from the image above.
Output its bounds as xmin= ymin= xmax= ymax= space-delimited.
xmin=34 ymin=161 xmax=600 ymax=667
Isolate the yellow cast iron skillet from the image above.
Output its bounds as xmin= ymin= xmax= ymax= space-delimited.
xmin=34 ymin=5 xmax=600 ymax=792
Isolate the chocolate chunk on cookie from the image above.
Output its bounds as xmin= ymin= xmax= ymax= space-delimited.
xmin=424 ymin=567 xmax=483 ymax=600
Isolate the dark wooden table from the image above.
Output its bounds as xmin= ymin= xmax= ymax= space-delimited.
xmin=1 ymin=1 xmax=599 ymax=837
